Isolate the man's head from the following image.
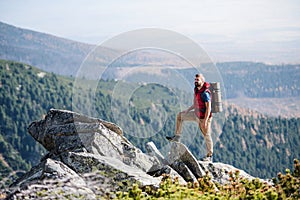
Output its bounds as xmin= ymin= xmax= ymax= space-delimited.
xmin=195 ymin=74 xmax=205 ymax=87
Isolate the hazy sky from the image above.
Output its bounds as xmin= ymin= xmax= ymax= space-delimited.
xmin=1 ymin=0 xmax=300 ymax=63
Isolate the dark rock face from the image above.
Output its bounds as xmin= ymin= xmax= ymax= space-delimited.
xmin=7 ymin=109 xmax=258 ymax=199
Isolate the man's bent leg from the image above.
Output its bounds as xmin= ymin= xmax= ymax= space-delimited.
xmin=167 ymin=111 xmax=197 ymax=142
xmin=175 ymin=111 xmax=198 ymax=135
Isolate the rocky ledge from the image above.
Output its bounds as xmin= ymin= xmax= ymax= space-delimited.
xmin=6 ymin=109 xmax=261 ymax=199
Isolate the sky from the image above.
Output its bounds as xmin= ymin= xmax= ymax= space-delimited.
xmin=1 ymin=0 xmax=300 ymax=64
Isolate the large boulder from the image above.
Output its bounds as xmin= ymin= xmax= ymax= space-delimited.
xmin=7 ymin=109 xmax=161 ymax=199
xmin=27 ymin=109 xmax=155 ymax=172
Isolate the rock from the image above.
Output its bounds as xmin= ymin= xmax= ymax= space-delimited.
xmin=145 ymin=141 xmax=169 ymax=176
xmin=9 ymin=158 xmax=96 ymax=199
xmin=9 ymin=155 xmax=161 ymax=199
xmin=60 ymin=151 xmax=161 ymax=186
xmin=201 ymin=161 xmax=258 ymax=185
xmin=27 ymin=108 xmax=154 ymax=172
xmin=7 ymin=109 xmax=162 ymax=199
xmin=148 ymin=141 xmax=263 ymax=185
xmin=7 ymin=109 xmax=265 ymax=199
xmin=167 ymin=142 xmax=205 ymax=180
xmin=146 ymin=141 xmax=168 ymax=165
xmin=170 ymin=160 xmax=197 ymax=182
xmin=145 ymin=142 xmax=188 ymax=184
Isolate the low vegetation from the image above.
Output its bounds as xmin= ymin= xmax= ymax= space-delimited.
xmin=115 ymin=159 xmax=300 ymax=199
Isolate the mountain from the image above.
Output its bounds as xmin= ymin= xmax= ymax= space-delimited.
xmin=0 ymin=21 xmax=299 ymax=118
xmin=0 ymin=21 xmax=117 ymax=76
xmin=1 ymin=22 xmax=299 ymax=89
xmin=0 ymin=60 xmax=299 ymax=190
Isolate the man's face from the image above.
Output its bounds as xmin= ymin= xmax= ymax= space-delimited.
xmin=194 ymin=77 xmax=203 ymax=87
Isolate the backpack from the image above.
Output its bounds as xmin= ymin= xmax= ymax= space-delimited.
xmin=209 ymin=82 xmax=223 ymax=113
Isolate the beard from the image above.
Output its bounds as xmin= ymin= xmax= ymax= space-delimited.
xmin=194 ymin=82 xmax=200 ymax=87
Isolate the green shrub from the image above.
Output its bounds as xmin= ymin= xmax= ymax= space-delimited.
xmin=115 ymin=159 xmax=300 ymax=199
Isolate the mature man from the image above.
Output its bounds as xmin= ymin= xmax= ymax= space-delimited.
xmin=166 ymin=73 xmax=213 ymax=162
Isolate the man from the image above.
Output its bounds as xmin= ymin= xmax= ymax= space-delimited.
xmin=166 ymin=73 xmax=213 ymax=162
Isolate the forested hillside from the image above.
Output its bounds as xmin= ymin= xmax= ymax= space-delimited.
xmin=0 ymin=60 xmax=299 ymax=188
xmin=217 ymin=62 xmax=300 ymax=98
xmin=215 ymin=105 xmax=300 ymax=178
xmin=0 ymin=60 xmax=73 ymax=186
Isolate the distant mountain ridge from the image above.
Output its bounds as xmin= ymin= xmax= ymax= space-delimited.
xmin=0 ymin=21 xmax=94 ymax=76
xmin=1 ymin=21 xmax=300 ymax=80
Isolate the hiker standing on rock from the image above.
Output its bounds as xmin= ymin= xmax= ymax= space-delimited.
xmin=167 ymin=73 xmax=213 ymax=162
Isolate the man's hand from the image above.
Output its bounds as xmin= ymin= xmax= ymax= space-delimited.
xmin=201 ymin=120 xmax=208 ymax=133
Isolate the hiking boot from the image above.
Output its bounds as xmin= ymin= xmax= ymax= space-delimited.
xmin=201 ymin=155 xmax=213 ymax=162
xmin=166 ymin=135 xmax=181 ymax=142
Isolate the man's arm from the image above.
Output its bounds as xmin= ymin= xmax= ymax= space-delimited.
xmin=204 ymin=101 xmax=211 ymax=122
xmin=201 ymin=90 xmax=211 ymax=130
xmin=201 ymin=101 xmax=211 ymax=130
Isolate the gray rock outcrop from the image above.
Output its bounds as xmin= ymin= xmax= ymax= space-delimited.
xmin=146 ymin=141 xmax=255 ymax=185
xmin=27 ymin=109 xmax=153 ymax=172
xmin=7 ymin=109 xmax=260 ymax=199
